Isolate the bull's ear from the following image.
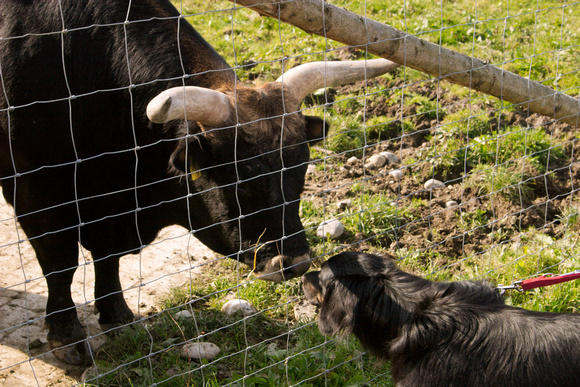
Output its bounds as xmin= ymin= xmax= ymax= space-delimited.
xmin=169 ymin=135 xmax=209 ymax=176
xmin=304 ymin=116 xmax=328 ymax=145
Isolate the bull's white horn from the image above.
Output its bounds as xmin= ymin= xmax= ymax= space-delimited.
xmin=147 ymin=86 xmax=232 ymax=127
xmin=276 ymin=58 xmax=401 ymax=104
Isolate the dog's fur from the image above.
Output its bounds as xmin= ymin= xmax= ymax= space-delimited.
xmin=301 ymin=252 xmax=580 ymax=387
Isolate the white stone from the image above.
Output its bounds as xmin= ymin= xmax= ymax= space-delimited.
xmin=380 ymin=151 xmax=401 ymax=164
xmin=316 ymin=219 xmax=344 ymax=239
xmin=313 ymin=88 xmax=327 ymax=97
xmin=389 ymin=169 xmax=403 ymax=180
xmin=81 ymin=366 xmax=98 ymax=383
xmin=364 ymin=154 xmax=387 ymax=169
xmin=424 ymin=179 xmax=445 ymax=190
xmin=346 ymin=156 xmax=359 ymax=166
xmin=175 ymin=310 xmax=193 ymax=319
xmin=446 ymin=200 xmax=458 ymax=208
xmin=306 ymin=164 xmax=316 ymax=175
xmin=294 ymin=300 xmax=318 ymax=321
xmin=180 ymin=342 xmax=220 ymax=360
xmin=337 ymin=199 xmax=352 ymax=210
xmin=221 ymin=299 xmax=257 ymax=316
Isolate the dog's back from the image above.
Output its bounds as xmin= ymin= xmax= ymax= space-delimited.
xmin=302 ymin=252 xmax=580 ymax=387
xmin=393 ymin=298 xmax=580 ymax=386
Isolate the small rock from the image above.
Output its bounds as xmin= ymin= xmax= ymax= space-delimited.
xmin=175 ymin=310 xmax=193 ymax=319
xmin=241 ymin=59 xmax=258 ymax=69
xmin=424 ymin=179 xmax=445 ymax=190
xmin=380 ymin=151 xmax=401 ymax=164
xmin=81 ymin=366 xmax=98 ymax=383
xmin=364 ymin=154 xmax=387 ymax=169
xmin=346 ymin=156 xmax=359 ymax=166
xmin=312 ymin=88 xmax=326 ymax=97
xmin=337 ymin=199 xmax=352 ymax=210
xmin=180 ymin=342 xmax=220 ymax=361
xmin=446 ymin=200 xmax=458 ymax=208
xmin=306 ymin=164 xmax=316 ymax=175
xmin=389 ymin=169 xmax=403 ymax=180
xmin=221 ymin=299 xmax=257 ymax=316
xmin=316 ymin=219 xmax=344 ymax=239
xmin=294 ymin=300 xmax=317 ymax=321
xmin=311 ymin=146 xmax=335 ymax=155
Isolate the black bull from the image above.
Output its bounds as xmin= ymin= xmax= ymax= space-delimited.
xmin=0 ymin=0 xmax=398 ymax=364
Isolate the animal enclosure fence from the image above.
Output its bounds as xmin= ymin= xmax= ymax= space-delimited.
xmin=0 ymin=0 xmax=579 ymax=386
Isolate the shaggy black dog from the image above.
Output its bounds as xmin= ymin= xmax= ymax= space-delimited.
xmin=301 ymin=252 xmax=580 ymax=387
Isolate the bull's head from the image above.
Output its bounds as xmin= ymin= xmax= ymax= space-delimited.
xmin=147 ymin=59 xmax=399 ymax=282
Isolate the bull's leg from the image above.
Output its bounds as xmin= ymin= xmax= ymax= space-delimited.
xmin=93 ymin=253 xmax=134 ymax=331
xmin=31 ymin=233 xmax=93 ymax=365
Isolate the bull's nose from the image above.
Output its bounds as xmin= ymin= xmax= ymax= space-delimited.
xmin=254 ymin=253 xmax=311 ymax=282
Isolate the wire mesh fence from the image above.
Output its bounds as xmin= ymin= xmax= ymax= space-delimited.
xmin=0 ymin=0 xmax=579 ymax=385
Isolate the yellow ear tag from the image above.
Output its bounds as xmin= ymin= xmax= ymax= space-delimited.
xmin=189 ymin=162 xmax=201 ymax=182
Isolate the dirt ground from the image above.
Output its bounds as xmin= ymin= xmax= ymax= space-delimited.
xmin=0 ymin=189 xmax=217 ymax=386
xmin=302 ymin=78 xmax=580 ymax=263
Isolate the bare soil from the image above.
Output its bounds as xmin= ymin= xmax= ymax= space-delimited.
xmin=0 ymin=190 xmax=217 ymax=386
xmin=303 ymin=78 xmax=579 ymax=263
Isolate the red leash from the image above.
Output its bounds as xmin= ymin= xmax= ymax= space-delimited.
xmin=519 ymin=270 xmax=580 ymax=291
xmin=497 ymin=270 xmax=580 ymax=293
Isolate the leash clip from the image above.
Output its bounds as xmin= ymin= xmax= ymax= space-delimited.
xmin=497 ymin=281 xmax=523 ymax=296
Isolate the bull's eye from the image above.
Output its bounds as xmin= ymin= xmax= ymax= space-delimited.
xmin=236 ymin=183 xmax=249 ymax=196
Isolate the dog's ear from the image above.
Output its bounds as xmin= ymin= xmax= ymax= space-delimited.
xmin=302 ymin=271 xmax=324 ymax=307
xmin=317 ymin=283 xmax=356 ymax=337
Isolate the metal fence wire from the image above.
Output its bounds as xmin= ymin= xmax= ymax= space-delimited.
xmin=1 ymin=0 xmax=579 ymax=386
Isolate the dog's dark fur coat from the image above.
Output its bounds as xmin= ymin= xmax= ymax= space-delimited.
xmin=301 ymin=252 xmax=580 ymax=387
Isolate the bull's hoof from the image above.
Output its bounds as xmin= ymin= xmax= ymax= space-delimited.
xmin=98 ymin=306 xmax=135 ymax=334
xmin=46 ymin=318 xmax=92 ymax=365
xmin=50 ymin=339 xmax=94 ymax=365
xmin=255 ymin=253 xmax=311 ymax=282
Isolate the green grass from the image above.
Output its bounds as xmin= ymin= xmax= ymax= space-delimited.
xmin=465 ymin=163 xmax=535 ymax=201
xmin=439 ymin=108 xmax=493 ymax=138
xmin=341 ymin=193 xmax=410 ymax=246
xmin=558 ymin=202 xmax=580 ymax=232
xmin=455 ymin=231 xmax=580 ymax=313
xmin=468 ymin=125 xmax=565 ymax=172
xmin=422 ymin=115 xmax=567 ymax=177
xmin=85 ymin=261 xmax=393 ymax=386
xmin=87 ymin=0 xmax=580 ymax=385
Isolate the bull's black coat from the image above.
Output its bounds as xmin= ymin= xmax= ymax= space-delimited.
xmin=0 ymin=0 xmax=324 ymax=363
xmin=302 ymin=252 xmax=580 ymax=387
